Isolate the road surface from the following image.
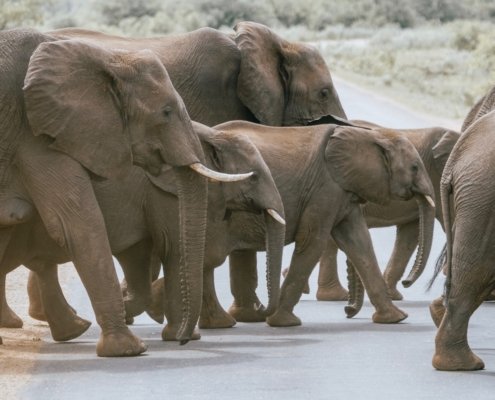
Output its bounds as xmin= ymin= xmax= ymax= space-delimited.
xmin=4 ymin=78 xmax=495 ymax=400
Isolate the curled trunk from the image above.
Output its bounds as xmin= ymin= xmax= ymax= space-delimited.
xmin=173 ymin=166 xmax=208 ymax=343
xmin=257 ymin=212 xmax=285 ymax=317
xmin=344 ymin=259 xmax=364 ymax=318
xmin=401 ymin=194 xmax=436 ymax=288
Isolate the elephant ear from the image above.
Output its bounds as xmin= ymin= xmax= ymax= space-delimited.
xmin=325 ymin=126 xmax=391 ymax=205
xmin=146 ymin=166 xmax=178 ymax=196
xmin=234 ymin=21 xmax=287 ymax=125
xmin=23 ymin=39 xmax=131 ymax=180
xmin=431 ymin=130 xmax=459 ymax=173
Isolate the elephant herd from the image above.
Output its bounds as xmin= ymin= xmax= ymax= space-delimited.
xmin=0 ymin=21 xmax=493 ymax=372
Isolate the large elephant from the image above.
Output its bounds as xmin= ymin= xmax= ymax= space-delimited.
xmin=148 ymin=121 xmax=435 ymax=327
xmin=0 ymin=123 xmax=284 ymax=342
xmin=49 ymin=21 xmax=347 ymax=126
xmin=431 ymin=109 xmax=495 ymax=371
xmin=312 ymin=124 xmax=459 ymax=302
xmin=0 ymin=29 xmax=237 ymax=356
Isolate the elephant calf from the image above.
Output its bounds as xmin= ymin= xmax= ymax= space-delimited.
xmin=314 ymin=124 xmax=459 ymax=302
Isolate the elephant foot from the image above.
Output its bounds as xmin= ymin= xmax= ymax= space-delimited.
xmin=316 ymin=285 xmax=348 ymax=301
xmin=429 ymin=296 xmax=446 ymax=328
xmin=96 ymin=328 xmax=147 ymax=357
xmin=228 ymin=302 xmax=266 ymax=322
xmin=1 ymin=304 xmax=23 ymax=328
xmin=51 ymin=316 xmax=92 ymax=342
xmin=145 ymin=309 xmax=164 ymax=325
xmin=29 ymin=302 xmax=47 ymax=322
xmin=372 ymin=305 xmax=408 ymax=324
xmin=387 ymin=287 xmax=404 ymax=301
xmin=199 ymin=309 xmax=236 ymax=329
xmin=162 ymin=325 xmax=201 ymax=341
xmin=124 ymin=297 xmax=150 ymax=321
xmin=266 ymin=309 xmax=301 ymax=327
xmin=433 ymin=347 xmax=484 ymax=371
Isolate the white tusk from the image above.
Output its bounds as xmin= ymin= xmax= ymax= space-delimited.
xmin=424 ymin=195 xmax=435 ymax=208
xmin=267 ymin=209 xmax=286 ymax=225
xmin=189 ymin=163 xmax=253 ymax=182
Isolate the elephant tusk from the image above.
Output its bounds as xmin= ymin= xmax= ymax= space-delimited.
xmin=267 ymin=209 xmax=286 ymax=226
xmin=189 ymin=163 xmax=253 ymax=182
xmin=425 ymin=195 xmax=435 ymax=208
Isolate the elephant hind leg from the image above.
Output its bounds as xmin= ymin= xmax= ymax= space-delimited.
xmin=433 ymin=262 xmax=492 ymax=370
xmin=316 ymin=238 xmax=348 ymax=301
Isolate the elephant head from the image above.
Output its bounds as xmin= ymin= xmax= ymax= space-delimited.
xmin=326 ymin=126 xmax=436 ymax=287
xmin=22 ymin=39 xmax=249 ymax=342
xmin=234 ymin=21 xmax=346 ymax=126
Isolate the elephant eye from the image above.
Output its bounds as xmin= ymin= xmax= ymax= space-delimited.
xmin=163 ymin=106 xmax=173 ymax=117
xmin=320 ymin=88 xmax=330 ymax=99
xmin=411 ymin=164 xmax=419 ymax=173
xmin=250 ymin=172 xmax=259 ymax=182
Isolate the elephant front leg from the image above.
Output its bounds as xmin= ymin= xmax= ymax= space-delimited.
xmin=29 ymin=263 xmax=91 ymax=342
xmin=228 ymin=250 xmax=266 ymax=322
xmin=198 ymin=267 xmax=236 ymax=329
xmin=18 ymin=143 xmax=146 ymax=357
xmin=332 ymin=208 xmax=407 ymax=323
xmin=0 ymin=274 xmax=23 ymax=328
xmin=266 ymin=239 xmax=322 ymax=327
xmin=316 ymin=238 xmax=348 ymax=301
xmin=115 ymin=240 xmax=154 ymax=322
xmin=383 ymin=221 xmax=419 ymax=300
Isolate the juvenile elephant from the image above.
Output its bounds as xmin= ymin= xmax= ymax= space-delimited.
xmin=313 ymin=124 xmax=459 ymax=302
xmin=0 ymin=123 xmax=284 ymax=342
xmin=153 ymin=121 xmax=434 ymax=327
xmin=50 ymin=21 xmax=347 ymax=126
xmin=0 ymin=29 xmax=236 ymax=355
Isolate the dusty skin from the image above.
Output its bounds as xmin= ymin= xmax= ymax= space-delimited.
xmin=0 ymin=265 xmax=75 ymax=399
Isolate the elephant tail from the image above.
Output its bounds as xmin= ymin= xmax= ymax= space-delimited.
xmin=426 ymin=242 xmax=447 ymax=290
xmin=439 ymin=173 xmax=454 ymax=302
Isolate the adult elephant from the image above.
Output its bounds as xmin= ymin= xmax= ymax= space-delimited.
xmin=0 ymin=123 xmax=284 ymax=342
xmin=311 ymin=124 xmax=459 ymax=302
xmin=151 ymin=121 xmax=436 ymax=327
xmin=49 ymin=21 xmax=347 ymax=126
xmin=431 ymin=110 xmax=495 ymax=371
xmin=0 ymin=29 xmax=239 ymax=355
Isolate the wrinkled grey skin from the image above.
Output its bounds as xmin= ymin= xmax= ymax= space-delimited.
xmin=1 ymin=124 xmax=285 ymax=341
xmin=0 ymin=29 xmax=210 ymax=356
xmin=313 ymin=123 xmax=459 ymax=302
xmin=208 ymin=121 xmax=435 ymax=327
xmin=461 ymin=85 xmax=495 ymax=133
xmin=430 ymin=99 xmax=495 ymax=371
xmin=49 ymin=21 xmax=347 ymax=127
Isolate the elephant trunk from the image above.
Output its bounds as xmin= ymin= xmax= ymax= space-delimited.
xmin=344 ymin=259 xmax=364 ymax=318
xmin=257 ymin=211 xmax=285 ymax=317
xmin=173 ymin=166 xmax=208 ymax=343
xmin=402 ymin=194 xmax=436 ymax=288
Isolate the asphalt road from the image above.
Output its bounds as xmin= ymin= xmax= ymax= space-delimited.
xmin=19 ymin=79 xmax=495 ymax=399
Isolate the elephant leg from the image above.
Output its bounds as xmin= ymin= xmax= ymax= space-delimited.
xmin=228 ymin=249 xmax=266 ymax=322
xmin=27 ymin=269 xmax=78 ymax=322
xmin=429 ymin=295 xmax=446 ymax=328
xmin=29 ymin=262 xmax=91 ymax=342
xmin=115 ymin=240 xmax=154 ymax=322
xmin=17 ymin=139 xmax=145 ymax=357
xmin=266 ymin=241 xmax=322 ymax=327
xmin=433 ymin=263 xmax=491 ymax=371
xmin=0 ymin=274 xmax=23 ymax=328
xmin=383 ymin=221 xmax=418 ymax=300
xmin=198 ymin=267 xmax=236 ymax=329
xmin=316 ymin=238 xmax=348 ymax=301
xmin=331 ymin=208 xmax=407 ymax=323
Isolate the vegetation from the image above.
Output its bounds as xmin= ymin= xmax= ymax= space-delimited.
xmin=2 ymin=0 xmax=495 ymax=119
